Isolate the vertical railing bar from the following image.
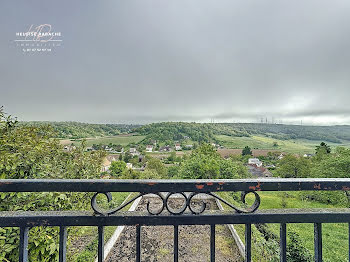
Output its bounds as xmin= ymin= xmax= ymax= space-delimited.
xmin=174 ymin=225 xmax=179 ymax=262
xmin=349 ymin=223 xmax=350 ymax=262
xmin=280 ymin=223 xmax=287 ymax=262
xmin=98 ymin=226 xmax=104 ymax=262
xmin=59 ymin=226 xmax=68 ymax=262
xmin=19 ymin=227 xmax=29 ymax=262
xmin=314 ymin=223 xmax=322 ymax=262
xmin=136 ymin=225 xmax=141 ymax=262
xmin=245 ymin=224 xmax=251 ymax=262
xmin=210 ymin=224 xmax=215 ymax=262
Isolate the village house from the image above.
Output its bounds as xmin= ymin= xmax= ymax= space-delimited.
xmin=146 ymin=145 xmax=153 ymax=152
xmin=105 ymin=146 xmax=113 ymax=152
xmin=130 ymin=148 xmax=140 ymax=156
xmin=130 ymin=148 xmax=137 ymax=153
xmin=185 ymin=144 xmax=193 ymax=149
xmin=159 ymin=145 xmax=172 ymax=152
xmin=114 ymin=147 xmax=124 ymax=154
xmin=101 ymin=155 xmax=117 ymax=172
xmin=63 ymin=145 xmax=76 ymax=152
xmin=248 ymin=158 xmax=263 ymax=167
xmin=175 ymin=143 xmax=182 ymax=151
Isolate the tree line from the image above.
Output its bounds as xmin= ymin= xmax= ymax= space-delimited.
xmin=19 ymin=121 xmax=140 ymax=139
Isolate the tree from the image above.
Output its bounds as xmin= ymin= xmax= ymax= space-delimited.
xmin=180 ymin=144 xmax=249 ymax=179
xmin=316 ymin=142 xmax=331 ymax=154
xmin=219 ymin=158 xmax=250 ymax=179
xmin=167 ymin=165 xmax=180 ymax=178
xmin=119 ymin=169 xmax=140 ymax=179
xmin=115 ymin=144 xmax=123 ymax=152
xmin=109 ymin=161 xmax=127 ymax=177
xmin=167 ymin=152 xmax=176 ymax=162
xmin=305 ymin=147 xmax=350 ymax=205
xmin=129 ymin=156 xmax=140 ymax=166
xmin=277 ymin=155 xmax=310 ymax=178
xmin=311 ymin=147 xmax=350 ymax=178
xmin=123 ymin=152 xmax=132 ymax=163
xmin=145 ymin=158 xmax=167 ymax=178
xmin=180 ymin=153 xmax=220 ymax=179
xmin=192 ymin=143 xmax=219 ymax=158
xmin=138 ymin=169 xmax=162 ymax=179
xmin=242 ymin=146 xmax=252 ymax=156
xmin=273 ymin=141 xmax=278 ymax=147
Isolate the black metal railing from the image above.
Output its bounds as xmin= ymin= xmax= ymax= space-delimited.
xmin=1 ymin=178 xmax=350 ymax=262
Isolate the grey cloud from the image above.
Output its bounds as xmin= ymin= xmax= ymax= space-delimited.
xmin=1 ymin=0 xmax=350 ymax=125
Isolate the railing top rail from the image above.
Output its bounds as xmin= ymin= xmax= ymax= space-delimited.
xmin=1 ymin=208 xmax=350 ymax=227
xmin=0 ymin=178 xmax=350 ymax=192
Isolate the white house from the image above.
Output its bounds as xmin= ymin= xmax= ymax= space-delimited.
xmin=129 ymin=148 xmax=140 ymax=156
xmin=146 ymin=145 xmax=153 ymax=152
xmin=248 ymin=158 xmax=263 ymax=167
xmin=175 ymin=143 xmax=182 ymax=151
xmin=130 ymin=148 xmax=137 ymax=153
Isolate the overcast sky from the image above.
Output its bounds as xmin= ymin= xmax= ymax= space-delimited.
xmin=1 ymin=0 xmax=350 ymax=125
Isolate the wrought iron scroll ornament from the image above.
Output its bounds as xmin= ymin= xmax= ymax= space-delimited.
xmin=91 ymin=191 xmax=260 ymax=216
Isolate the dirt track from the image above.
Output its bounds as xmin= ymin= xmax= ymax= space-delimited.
xmin=105 ymin=197 xmax=242 ymax=262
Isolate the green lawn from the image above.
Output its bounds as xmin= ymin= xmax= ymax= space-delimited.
xmin=62 ymin=135 xmax=146 ymax=147
xmin=219 ymin=191 xmax=348 ymax=262
xmin=216 ymin=135 xmax=350 ymax=154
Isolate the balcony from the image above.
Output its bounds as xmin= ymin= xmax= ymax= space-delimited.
xmin=1 ymin=178 xmax=350 ymax=262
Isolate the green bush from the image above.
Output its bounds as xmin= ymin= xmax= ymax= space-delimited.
xmin=0 ymin=108 xmax=106 ymax=261
xmin=298 ymin=191 xmax=349 ymax=206
xmin=287 ymin=231 xmax=313 ymax=262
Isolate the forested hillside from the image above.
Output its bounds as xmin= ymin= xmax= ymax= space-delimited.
xmin=135 ymin=122 xmax=350 ymax=144
xmin=218 ymin=123 xmax=350 ymax=143
xmin=20 ymin=122 xmax=140 ymax=139
xmin=19 ymin=121 xmax=350 ymax=144
xmin=135 ymin=122 xmax=217 ymax=143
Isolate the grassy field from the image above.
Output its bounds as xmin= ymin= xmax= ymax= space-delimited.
xmin=60 ymin=135 xmax=146 ymax=147
xmin=216 ymin=135 xmax=350 ymax=154
xmin=219 ymin=191 xmax=348 ymax=262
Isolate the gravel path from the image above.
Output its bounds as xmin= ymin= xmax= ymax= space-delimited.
xmin=106 ymin=196 xmax=242 ymax=262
